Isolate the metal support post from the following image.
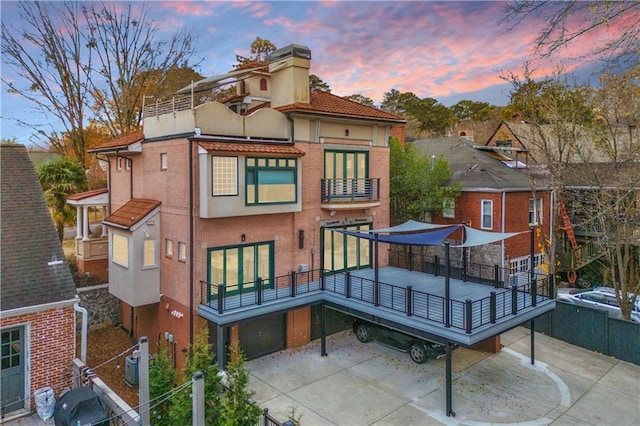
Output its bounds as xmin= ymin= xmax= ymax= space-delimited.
xmin=192 ymin=371 xmax=205 ymax=426
xmin=530 ymin=319 xmax=535 ymax=365
xmin=445 ymin=341 xmax=455 ymax=417
xmin=139 ymin=337 xmax=150 ymax=426
xmin=445 ymin=243 xmax=451 ymax=327
xmin=216 ymin=324 xmax=225 ymax=369
xmin=320 ymin=304 xmax=327 ymax=356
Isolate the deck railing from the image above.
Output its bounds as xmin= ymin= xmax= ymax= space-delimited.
xmin=201 ymin=265 xmax=552 ymax=333
xmin=323 ymin=271 xmax=551 ymax=333
xmin=320 ymin=178 xmax=380 ymax=203
xmin=200 ymin=269 xmax=322 ymax=314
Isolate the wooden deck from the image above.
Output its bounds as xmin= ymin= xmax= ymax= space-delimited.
xmin=198 ymin=266 xmax=555 ymax=346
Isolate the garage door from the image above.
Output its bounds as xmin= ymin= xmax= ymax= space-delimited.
xmin=311 ymin=305 xmax=353 ymax=341
xmin=238 ymin=314 xmax=286 ymax=360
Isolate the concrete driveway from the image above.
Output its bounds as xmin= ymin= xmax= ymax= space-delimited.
xmin=248 ymin=327 xmax=640 ymax=425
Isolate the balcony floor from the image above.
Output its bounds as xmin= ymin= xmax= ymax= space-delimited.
xmin=198 ymin=266 xmax=555 ymax=347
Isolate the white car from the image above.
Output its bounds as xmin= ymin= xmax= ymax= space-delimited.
xmin=557 ymin=287 xmax=640 ymax=323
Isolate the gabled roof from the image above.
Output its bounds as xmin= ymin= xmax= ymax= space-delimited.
xmin=103 ymin=198 xmax=161 ymax=230
xmin=1 ymin=145 xmax=77 ymax=312
xmin=198 ymin=142 xmax=305 ymax=156
xmin=275 ymin=90 xmax=405 ymax=123
xmin=413 ymin=137 xmax=548 ymax=191
xmin=89 ymin=130 xmax=144 ymax=152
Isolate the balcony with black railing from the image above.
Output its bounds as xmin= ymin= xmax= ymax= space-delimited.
xmin=320 ymin=178 xmax=380 ymax=210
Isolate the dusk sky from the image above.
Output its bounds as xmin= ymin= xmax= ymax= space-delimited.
xmin=0 ymin=1 xmax=622 ymax=143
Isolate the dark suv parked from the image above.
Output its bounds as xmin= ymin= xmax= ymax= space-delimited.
xmin=353 ymin=319 xmax=448 ymax=364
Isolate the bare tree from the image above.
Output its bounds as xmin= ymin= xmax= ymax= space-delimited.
xmin=1 ymin=1 xmax=199 ymax=165
xmin=82 ymin=2 xmax=199 ymax=137
xmin=2 ymin=1 xmax=91 ymax=166
xmin=503 ymin=1 xmax=640 ymax=68
xmin=504 ymin=64 xmax=640 ymax=319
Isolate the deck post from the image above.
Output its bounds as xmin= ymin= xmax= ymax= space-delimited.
xmin=257 ymin=277 xmax=263 ymax=305
xmin=445 ymin=341 xmax=455 ymax=417
xmin=490 ymin=291 xmax=496 ymax=323
xmin=216 ymin=324 xmax=225 ymax=368
xmin=465 ymin=299 xmax=473 ymax=333
xmin=290 ymin=271 xmax=297 ymax=297
xmin=408 ymin=246 xmax=413 ymax=271
xmin=494 ymin=264 xmax=500 ymax=288
xmin=406 ymin=285 xmax=413 ymax=316
xmin=217 ymin=284 xmax=224 ymax=314
xmin=434 ymin=254 xmax=440 ymax=276
xmin=374 ymin=233 xmax=380 ymax=306
xmin=320 ymin=304 xmax=328 ymax=356
xmin=549 ymin=274 xmax=555 ymax=298
xmin=345 ymin=272 xmax=351 ymax=298
xmin=320 ymin=226 xmax=325 ymax=290
xmin=445 ymin=243 xmax=451 ymax=328
xmin=462 ymin=246 xmax=468 ymax=282
xmin=530 ymin=227 xmax=536 ymax=304
xmin=530 ymin=319 xmax=535 ymax=365
xmin=511 ymin=285 xmax=518 ymax=315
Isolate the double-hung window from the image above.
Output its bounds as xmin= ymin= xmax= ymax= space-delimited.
xmin=481 ymin=200 xmax=493 ymax=230
xmin=529 ymin=197 xmax=543 ymax=225
xmin=246 ymin=157 xmax=297 ymax=205
xmin=112 ymin=233 xmax=129 ymax=268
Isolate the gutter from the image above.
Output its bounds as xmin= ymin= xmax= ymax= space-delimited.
xmin=1 ymin=298 xmax=78 ymax=318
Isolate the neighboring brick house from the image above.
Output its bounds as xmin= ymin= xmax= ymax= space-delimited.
xmin=412 ymin=137 xmax=552 ymax=278
xmin=89 ymin=44 xmax=405 ymax=366
xmin=1 ymin=145 xmax=78 ymax=421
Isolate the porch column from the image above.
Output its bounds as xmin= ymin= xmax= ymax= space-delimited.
xmin=82 ymin=206 xmax=90 ymax=241
xmin=101 ymin=206 xmax=108 ymax=237
xmin=75 ymin=205 xmax=83 ymax=240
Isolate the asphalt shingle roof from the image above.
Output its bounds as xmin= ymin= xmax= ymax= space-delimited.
xmin=1 ymin=145 xmax=77 ymax=311
xmin=413 ymin=137 xmax=547 ymax=191
xmin=103 ymin=198 xmax=161 ymax=229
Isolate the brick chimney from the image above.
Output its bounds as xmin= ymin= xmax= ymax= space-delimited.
xmin=268 ymin=44 xmax=311 ymax=108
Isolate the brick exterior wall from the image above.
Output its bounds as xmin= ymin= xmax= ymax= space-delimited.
xmin=0 ymin=305 xmax=75 ymax=411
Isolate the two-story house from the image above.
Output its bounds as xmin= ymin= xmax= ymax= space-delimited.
xmin=1 ymin=145 xmax=78 ymax=421
xmin=89 ymin=44 xmax=405 ymax=366
xmin=412 ymin=137 xmax=552 ymax=281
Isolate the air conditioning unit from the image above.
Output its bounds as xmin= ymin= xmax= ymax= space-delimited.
xmin=124 ymin=355 xmax=138 ymax=386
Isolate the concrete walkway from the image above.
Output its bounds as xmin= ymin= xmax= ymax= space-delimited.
xmin=248 ymin=327 xmax=640 ymax=425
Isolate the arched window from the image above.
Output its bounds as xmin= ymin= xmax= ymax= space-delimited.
xmin=260 ymin=78 xmax=267 ymax=91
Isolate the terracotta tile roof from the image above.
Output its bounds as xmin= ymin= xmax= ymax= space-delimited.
xmin=198 ymin=142 xmax=306 ymax=156
xmin=66 ymin=188 xmax=109 ymax=201
xmin=219 ymin=93 xmax=248 ymax=104
xmin=275 ymin=90 xmax=405 ymax=122
xmin=103 ymin=198 xmax=161 ymax=229
xmin=1 ymin=145 xmax=77 ymax=310
xmin=90 ymin=130 xmax=144 ymax=152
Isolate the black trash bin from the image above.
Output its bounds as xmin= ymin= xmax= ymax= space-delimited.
xmin=54 ymin=387 xmax=109 ymax=426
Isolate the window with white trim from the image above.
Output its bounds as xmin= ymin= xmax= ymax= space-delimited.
xmin=112 ymin=233 xmax=129 ymax=268
xmin=212 ymin=156 xmax=238 ymax=196
xmin=165 ymin=239 xmax=173 ymax=257
xmin=125 ymin=158 xmax=131 ymax=170
xmin=529 ymin=197 xmax=543 ymax=225
xmin=442 ymin=198 xmax=455 ymax=218
xmin=481 ymin=200 xmax=493 ymax=229
xmin=178 ymin=242 xmax=187 ymax=262
xmin=142 ymin=239 xmax=157 ymax=268
xmin=160 ymin=153 xmax=168 ymax=170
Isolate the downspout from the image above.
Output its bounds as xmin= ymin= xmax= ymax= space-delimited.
xmin=189 ymin=138 xmax=195 ymax=346
xmin=74 ymin=303 xmax=88 ymax=363
xmin=501 ymin=191 xmax=506 ymax=270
